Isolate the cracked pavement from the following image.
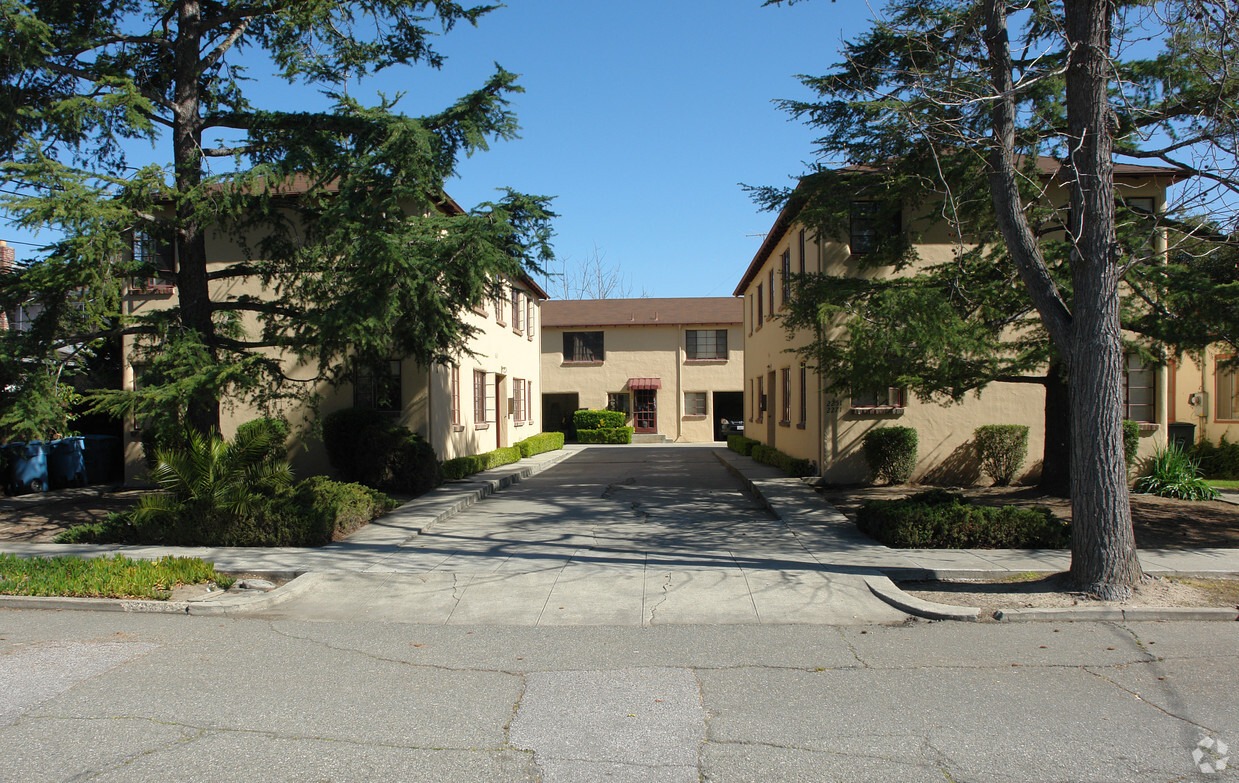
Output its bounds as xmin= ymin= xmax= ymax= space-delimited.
xmin=257 ymin=445 xmax=907 ymax=626
xmin=1 ymin=611 xmax=1236 ymax=781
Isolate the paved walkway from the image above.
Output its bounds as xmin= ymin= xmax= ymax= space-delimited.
xmin=2 ymin=444 xmax=1237 ymax=624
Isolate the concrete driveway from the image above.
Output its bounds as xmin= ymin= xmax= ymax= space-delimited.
xmin=264 ymin=445 xmax=908 ymax=626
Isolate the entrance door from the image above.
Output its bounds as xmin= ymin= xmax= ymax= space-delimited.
xmin=494 ymin=374 xmax=506 ymax=449
xmin=634 ymin=389 xmax=657 ymax=433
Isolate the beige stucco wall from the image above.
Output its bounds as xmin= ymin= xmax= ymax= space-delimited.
xmin=739 ymin=178 xmax=1173 ymax=484
xmin=1170 ymin=351 xmax=1239 ymax=446
xmin=540 ymin=322 xmax=743 ymax=442
xmin=120 ymin=222 xmax=542 ymax=483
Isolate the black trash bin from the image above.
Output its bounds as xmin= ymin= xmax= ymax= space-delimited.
xmin=1167 ymin=422 xmax=1196 ymax=452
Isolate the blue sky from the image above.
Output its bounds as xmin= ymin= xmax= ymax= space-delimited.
xmin=3 ymin=0 xmax=879 ymax=299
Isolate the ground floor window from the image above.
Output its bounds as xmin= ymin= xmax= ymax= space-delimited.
xmin=851 ymin=387 xmax=905 ymax=409
xmin=780 ymin=367 xmax=791 ymax=424
xmin=798 ymin=363 xmax=807 ymax=426
xmin=1124 ymin=354 xmax=1156 ymax=423
xmin=1216 ymin=362 xmax=1238 ymax=421
xmin=684 ymin=391 xmax=707 ymax=416
xmin=354 ymin=360 xmax=401 ymax=413
xmin=514 ymin=378 xmax=526 ymax=423
xmin=473 ymin=370 xmax=487 ymax=422
xmin=608 ymin=392 xmax=630 ymax=418
xmin=450 ymin=365 xmax=460 ymax=425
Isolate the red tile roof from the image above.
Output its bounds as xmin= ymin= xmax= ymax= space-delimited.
xmin=541 ymin=298 xmax=742 ymax=327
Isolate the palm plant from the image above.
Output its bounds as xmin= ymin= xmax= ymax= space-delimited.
xmin=132 ymin=427 xmax=293 ymax=542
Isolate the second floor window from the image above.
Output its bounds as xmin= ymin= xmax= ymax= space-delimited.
xmin=563 ymin=331 xmax=604 ymax=362
xmin=513 ymin=290 xmax=524 ymax=332
xmin=354 ymin=360 xmax=402 ymax=413
xmin=780 ymin=250 xmax=791 ymax=304
xmin=687 ymin=329 xmax=727 ymax=360
xmin=850 ymin=201 xmax=900 ymax=256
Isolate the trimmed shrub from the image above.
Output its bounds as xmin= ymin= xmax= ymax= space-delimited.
xmin=517 ymin=431 xmax=565 ymax=458
xmin=862 ymin=426 xmax=918 ymax=484
xmin=441 ymin=445 xmax=524 ymax=480
xmin=321 ymin=407 xmax=441 ymax=495
xmin=291 ymin=476 xmax=399 ymax=543
xmin=751 ymin=444 xmax=814 ymax=477
xmin=573 ymin=409 xmax=626 ymax=430
xmin=974 ymin=425 xmax=1030 ymax=486
xmin=728 ymin=435 xmax=760 ymax=456
xmin=1191 ymin=436 xmax=1239 ymax=480
xmin=857 ymin=490 xmax=1069 ymax=549
xmin=1133 ymin=447 xmax=1219 ymax=501
xmin=235 ymin=417 xmax=290 ymax=461
xmin=1122 ymin=419 xmax=1140 ymax=469
xmin=577 ymin=426 xmax=634 ymax=444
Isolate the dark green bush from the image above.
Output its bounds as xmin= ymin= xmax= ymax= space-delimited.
xmin=517 ymin=431 xmax=565 ymax=458
xmin=1191 ymin=436 xmax=1239 ymax=480
xmin=56 ymin=512 xmax=137 ymax=544
xmin=728 ymin=435 xmax=760 ymax=456
xmin=577 ymin=426 xmax=634 ymax=444
xmin=857 ymin=491 xmax=1069 ymax=548
xmin=441 ymin=445 xmax=524 ymax=480
xmin=750 ymin=444 xmax=815 ymax=477
xmin=862 ymin=426 xmax=918 ymax=484
xmin=1122 ymin=419 xmax=1140 ymax=469
xmin=235 ymin=417 xmax=290 ymax=461
xmin=321 ymin=407 xmax=441 ymax=494
xmin=974 ymin=424 xmax=1030 ymax=486
xmin=573 ymin=409 xmax=626 ymax=430
xmin=290 ymin=476 xmax=399 ymax=543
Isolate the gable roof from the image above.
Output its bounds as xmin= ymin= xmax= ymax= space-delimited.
xmin=541 ymin=297 xmax=741 ymax=328
xmin=732 ymin=156 xmax=1188 ymax=296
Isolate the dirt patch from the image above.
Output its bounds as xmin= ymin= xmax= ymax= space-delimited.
xmin=0 ymin=491 xmax=142 ymax=542
xmin=822 ymin=484 xmax=1239 ymax=549
xmin=901 ymin=573 xmax=1239 ymax=617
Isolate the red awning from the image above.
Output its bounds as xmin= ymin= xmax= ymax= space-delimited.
xmin=627 ymin=377 xmax=662 ymax=390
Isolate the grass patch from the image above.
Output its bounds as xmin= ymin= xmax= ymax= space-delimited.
xmin=0 ymin=553 xmax=233 ymax=600
xmin=1165 ymin=576 xmax=1239 ymax=605
xmin=1207 ymin=479 xmax=1239 ymax=489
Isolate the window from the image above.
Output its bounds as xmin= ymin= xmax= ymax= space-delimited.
xmin=756 ymin=284 xmax=764 ymax=327
xmin=850 ymin=201 xmax=900 ymax=256
xmin=526 ymin=381 xmax=534 ymax=421
xmin=798 ymin=229 xmax=806 ymax=275
xmin=354 ymin=360 xmax=401 ymax=413
xmin=685 ymin=391 xmax=707 ymax=417
xmin=748 ymin=379 xmax=754 ymax=420
xmin=851 ymin=387 xmax=906 ymax=409
xmin=749 ymin=294 xmax=754 ymax=335
xmin=495 ymin=284 xmax=506 ymax=325
xmin=607 ymin=392 xmax=630 ymax=418
xmin=756 ymin=376 xmax=765 ymax=421
xmin=1124 ymin=354 xmax=1156 ymax=423
xmin=1218 ymin=364 xmax=1239 ymax=421
xmin=526 ymin=297 xmax=535 ymax=339
xmin=450 ymin=365 xmax=461 ymax=425
xmin=780 ymin=250 xmax=791 ymax=305
xmin=133 ymin=230 xmax=175 ymax=290
xmin=512 ymin=289 xmax=524 ymax=333
xmin=473 ymin=370 xmax=487 ymax=423
xmin=563 ymin=331 xmax=604 ymax=362
xmin=514 ymin=378 xmax=525 ymax=423
xmin=798 ymin=362 xmax=807 ymax=426
xmin=780 ymin=367 xmax=791 ymax=424
xmin=687 ymin=329 xmax=727 ymax=360
xmin=768 ymin=269 xmax=775 ymax=314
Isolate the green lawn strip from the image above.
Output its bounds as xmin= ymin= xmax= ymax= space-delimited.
xmin=1206 ymin=479 xmax=1239 ymax=490
xmin=0 ymin=553 xmax=234 ymax=600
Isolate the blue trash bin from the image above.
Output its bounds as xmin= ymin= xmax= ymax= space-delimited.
xmin=81 ymin=434 xmax=121 ymax=484
xmin=49 ymin=436 xmax=88 ymax=488
xmin=9 ymin=441 xmax=50 ymax=494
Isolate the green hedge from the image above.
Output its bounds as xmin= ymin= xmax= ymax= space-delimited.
xmin=750 ymin=444 xmax=815 ymax=477
xmin=1191 ymin=436 xmax=1239 ymax=479
xmin=974 ymin=425 xmax=1029 ymax=486
xmin=442 ymin=445 xmax=524 ymax=480
xmin=573 ymin=409 xmax=626 ymax=430
xmin=728 ymin=435 xmax=760 ymax=456
xmin=517 ymin=431 xmax=565 ymax=458
xmin=862 ymin=426 xmax=918 ymax=484
xmin=321 ymin=407 xmax=442 ymax=494
xmin=1122 ymin=419 xmax=1140 ymax=469
xmin=577 ymin=426 xmax=634 ymax=444
xmin=857 ymin=489 xmax=1069 ymax=549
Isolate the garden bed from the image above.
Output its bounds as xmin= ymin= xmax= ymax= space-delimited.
xmin=822 ymin=484 xmax=1239 ymax=549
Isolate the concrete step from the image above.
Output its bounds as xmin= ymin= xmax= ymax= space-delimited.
xmin=631 ymin=433 xmax=668 ymax=444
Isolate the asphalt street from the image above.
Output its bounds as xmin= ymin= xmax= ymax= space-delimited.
xmin=1 ymin=610 xmax=1235 ymax=782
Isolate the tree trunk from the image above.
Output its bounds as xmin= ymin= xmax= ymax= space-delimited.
xmin=172 ymin=0 xmax=221 ymax=435
xmin=1062 ymin=0 xmax=1143 ymax=598
xmin=1038 ymin=359 xmax=1071 ymax=497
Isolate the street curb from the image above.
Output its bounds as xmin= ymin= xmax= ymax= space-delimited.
xmin=0 ymin=571 xmax=320 ymax=616
xmin=864 ymin=575 xmax=981 ymax=622
xmin=994 ymin=605 xmax=1239 ymax=622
